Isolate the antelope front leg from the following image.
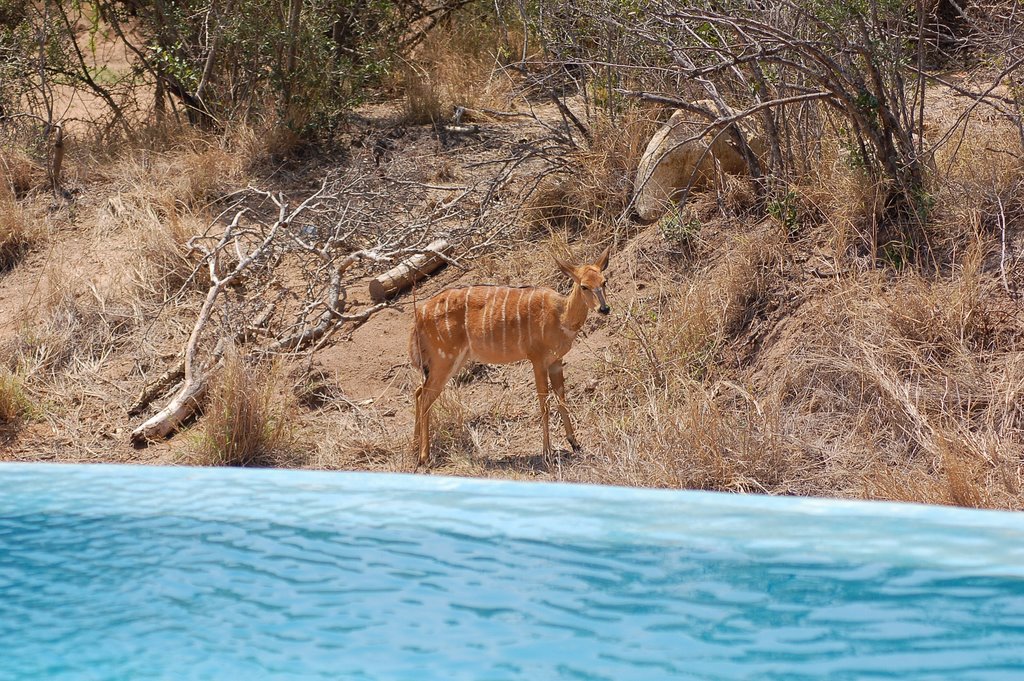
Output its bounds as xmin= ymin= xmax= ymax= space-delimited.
xmin=548 ymin=359 xmax=580 ymax=452
xmin=413 ymin=384 xmax=429 ymax=467
xmin=531 ymin=361 xmax=552 ymax=458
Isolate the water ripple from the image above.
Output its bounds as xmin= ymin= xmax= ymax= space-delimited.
xmin=2 ymin=464 xmax=1024 ymax=680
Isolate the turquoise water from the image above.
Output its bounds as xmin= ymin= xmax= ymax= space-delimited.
xmin=2 ymin=465 xmax=1024 ymax=680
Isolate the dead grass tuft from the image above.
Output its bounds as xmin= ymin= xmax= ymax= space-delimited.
xmin=932 ymin=114 xmax=1024 ymax=258
xmin=0 ymin=369 xmax=31 ymax=427
xmin=802 ymin=105 xmax=1024 ymax=270
xmin=400 ymin=18 xmax=515 ymax=124
xmin=0 ymin=149 xmax=45 ymax=199
xmin=11 ymin=265 xmax=138 ymax=378
xmin=568 ymin=229 xmax=794 ymax=492
xmin=0 ymin=193 xmax=38 ymax=272
xmin=528 ymin=109 xmax=659 ymax=237
xmin=862 ymin=446 xmax=993 ymax=510
xmin=306 ymin=411 xmax=410 ymax=471
xmin=574 ymin=376 xmax=796 ymax=493
xmin=92 ymin=138 xmax=250 ymax=302
xmin=719 ymin=175 xmax=759 ymax=217
xmin=753 ymin=251 xmax=1023 ymax=509
xmin=402 ymin=67 xmax=447 ymax=125
xmin=125 ymin=205 xmax=204 ymax=302
xmin=96 ymin=133 xmax=247 ymax=213
xmin=427 ymin=391 xmax=478 ymax=467
xmin=798 ymin=132 xmax=885 ymax=261
xmin=190 ymin=353 xmax=294 ymax=467
xmin=649 ymin=229 xmax=783 ymax=378
xmin=335 ymin=434 xmax=407 ymax=469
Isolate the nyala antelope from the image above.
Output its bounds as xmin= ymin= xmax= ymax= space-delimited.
xmin=409 ymin=246 xmax=612 ymax=467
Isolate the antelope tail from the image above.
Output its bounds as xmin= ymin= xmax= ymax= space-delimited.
xmin=409 ymin=286 xmax=427 ymax=376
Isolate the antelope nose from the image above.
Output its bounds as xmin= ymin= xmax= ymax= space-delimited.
xmin=598 ymin=304 xmax=611 ymax=315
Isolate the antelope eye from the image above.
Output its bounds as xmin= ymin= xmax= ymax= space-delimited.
xmin=581 ymin=285 xmax=590 ymax=291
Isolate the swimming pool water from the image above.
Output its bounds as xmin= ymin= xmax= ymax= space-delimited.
xmin=1 ymin=464 xmax=1023 ymax=680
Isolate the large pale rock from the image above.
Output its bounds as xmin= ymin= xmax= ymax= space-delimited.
xmin=633 ymin=101 xmax=763 ymax=223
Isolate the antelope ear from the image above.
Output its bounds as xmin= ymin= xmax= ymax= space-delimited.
xmin=596 ymin=245 xmax=611 ymax=271
xmin=553 ymin=253 xmax=577 ymax=281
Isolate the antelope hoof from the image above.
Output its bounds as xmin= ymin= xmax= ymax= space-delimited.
xmin=570 ymin=440 xmax=582 ymax=454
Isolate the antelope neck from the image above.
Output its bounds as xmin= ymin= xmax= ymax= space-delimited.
xmin=560 ymin=283 xmax=590 ymax=333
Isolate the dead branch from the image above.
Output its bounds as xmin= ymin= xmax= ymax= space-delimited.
xmin=130 ymin=182 xmax=307 ymax=445
xmin=128 ymin=140 xmax=515 ymax=442
xmin=269 ymin=301 xmax=389 ymax=354
xmin=131 ymin=208 xmax=255 ymax=444
xmin=127 ymin=361 xmax=185 ymax=418
xmin=127 ymin=304 xmax=275 ymax=418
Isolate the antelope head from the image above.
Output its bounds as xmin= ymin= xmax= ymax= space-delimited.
xmin=555 ymin=246 xmax=612 ymax=315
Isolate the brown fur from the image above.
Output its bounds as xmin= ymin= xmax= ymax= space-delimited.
xmin=410 ymin=247 xmax=611 ymax=466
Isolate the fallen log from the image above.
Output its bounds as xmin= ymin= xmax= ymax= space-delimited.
xmin=369 ymin=239 xmax=453 ymax=302
xmin=130 ymin=376 xmax=210 ymax=446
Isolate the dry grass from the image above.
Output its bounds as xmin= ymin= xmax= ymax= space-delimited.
xmin=746 ymin=243 xmax=1023 ymax=508
xmin=418 ymin=388 xmax=486 ymax=469
xmin=302 ymin=377 xmax=410 ymax=472
xmin=529 ymin=108 xmax=659 ymax=237
xmin=402 ymin=66 xmax=447 ymax=125
xmin=401 ymin=20 xmax=515 ymax=124
xmin=0 ymin=197 xmax=37 ymax=272
xmin=0 ymin=148 xmax=44 ymax=199
xmin=2 ymin=59 xmax=1022 ymax=512
xmin=563 ymin=227 xmax=798 ymax=493
xmin=572 ymin=382 xmax=793 ymax=493
xmin=306 ymin=410 xmax=411 ymax=471
xmin=124 ymin=203 xmax=205 ymax=302
xmin=534 ymin=113 xmax=1024 ymax=511
xmin=330 ymin=434 xmax=407 ymax=469
xmin=0 ymin=369 xmax=31 ymax=427
xmin=112 ymin=143 xmax=242 ymax=212
xmin=0 ymin=193 xmax=37 ymax=273
xmin=562 ymin=249 xmax=1023 ymax=507
xmin=9 ymin=263 xmax=137 ymax=379
xmin=190 ymin=354 xmax=294 ymax=467
xmin=89 ymin=133 xmax=255 ymax=303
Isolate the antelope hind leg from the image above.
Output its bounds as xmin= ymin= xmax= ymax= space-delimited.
xmin=413 ymin=349 xmax=468 ymax=469
xmin=413 ymin=364 xmax=454 ymax=468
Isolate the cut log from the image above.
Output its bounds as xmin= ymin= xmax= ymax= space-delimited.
xmin=369 ymin=239 xmax=452 ymax=302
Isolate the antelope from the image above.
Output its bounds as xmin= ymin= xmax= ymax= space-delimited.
xmin=409 ymin=246 xmax=612 ymax=467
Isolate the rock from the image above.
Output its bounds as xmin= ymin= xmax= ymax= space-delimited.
xmin=633 ymin=100 xmax=763 ymax=223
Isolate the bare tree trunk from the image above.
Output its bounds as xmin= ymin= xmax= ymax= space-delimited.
xmin=154 ymin=74 xmax=166 ymax=126
xmin=195 ymin=0 xmax=237 ymax=114
xmin=49 ymin=124 xmax=63 ymax=194
xmin=285 ymin=0 xmax=303 ymax=76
